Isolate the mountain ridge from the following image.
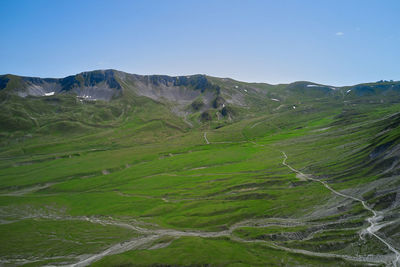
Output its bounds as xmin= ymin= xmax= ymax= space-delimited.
xmin=3 ymin=69 xmax=400 ymax=122
xmin=2 ymin=69 xmax=400 ymax=100
xmin=2 ymin=69 xmax=400 ymax=137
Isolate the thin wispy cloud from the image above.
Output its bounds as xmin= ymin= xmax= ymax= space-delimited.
xmin=336 ymin=32 xmax=344 ymax=36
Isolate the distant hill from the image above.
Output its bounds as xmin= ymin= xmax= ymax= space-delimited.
xmin=1 ymin=69 xmax=400 ymax=135
xmin=2 ymin=69 xmax=400 ymax=103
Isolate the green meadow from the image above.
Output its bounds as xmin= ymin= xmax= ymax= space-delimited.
xmin=1 ymin=75 xmax=400 ymax=266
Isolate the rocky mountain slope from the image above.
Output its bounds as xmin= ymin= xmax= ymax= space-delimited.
xmin=2 ymin=69 xmax=400 ymax=133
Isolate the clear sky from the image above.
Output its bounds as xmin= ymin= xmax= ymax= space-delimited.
xmin=1 ymin=0 xmax=399 ymax=85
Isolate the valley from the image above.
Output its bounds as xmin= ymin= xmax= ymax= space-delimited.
xmin=1 ymin=70 xmax=400 ymax=266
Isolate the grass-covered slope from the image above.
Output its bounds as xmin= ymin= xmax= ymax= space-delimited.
xmin=1 ymin=71 xmax=400 ymax=266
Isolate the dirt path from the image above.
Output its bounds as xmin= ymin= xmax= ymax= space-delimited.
xmin=282 ymin=151 xmax=400 ymax=266
xmin=67 ymin=131 xmax=400 ymax=266
xmin=250 ymin=117 xmax=273 ymax=129
xmin=203 ymin=132 xmax=210 ymax=144
xmin=69 ymin=235 xmax=160 ymax=267
xmin=0 ymin=182 xmax=58 ymax=196
xmin=249 ymin=116 xmax=281 ymax=131
xmin=66 ymin=215 xmax=387 ymax=266
xmin=6 ymin=147 xmax=397 ymax=266
xmin=183 ymin=113 xmax=193 ymax=127
xmin=250 ymin=121 xmax=263 ymax=129
xmin=5 ymin=205 xmax=388 ymax=266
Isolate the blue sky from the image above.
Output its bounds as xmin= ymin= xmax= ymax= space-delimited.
xmin=1 ymin=0 xmax=399 ymax=85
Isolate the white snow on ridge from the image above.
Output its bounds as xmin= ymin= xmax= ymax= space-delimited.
xmin=271 ymin=98 xmax=280 ymax=102
xmin=346 ymin=89 xmax=352 ymax=93
xmin=307 ymin=84 xmax=337 ymax=90
xmin=44 ymin=92 xmax=55 ymax=96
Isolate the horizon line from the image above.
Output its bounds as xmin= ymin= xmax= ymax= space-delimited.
xmin=1 ymin=68 xmax=398 ymax=88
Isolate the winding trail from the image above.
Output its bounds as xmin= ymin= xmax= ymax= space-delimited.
xmin=0 ymin=182 xmax=59 ymax=196
xmin=6 ymin=144 xmax=399 ymax=266
xmin=202 ymin=132 xmax=246 ymax=145
xmin=282 ymin=151 xmax=400 ymax=266
xmin=64 ymin=146 xmax=399 ymax=266
xmin=5 ymin=205 xmax=390 ymax=266
xmin=203 ymin=132 xmax=210 ymax=144
xmin=183 ymin=113 xmax=193 ymax=128
xmin=65 ymin=215 xmax=388 ymax=267
xmin=251 ymin=121 xmax=263 ymax=129
xmin=70 ymin=235 xmax=160 ymax=267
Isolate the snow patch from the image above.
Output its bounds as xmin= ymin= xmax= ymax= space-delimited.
xmin=244 ymin=89 xmax=248 ymax=92
xmin=307 ymin=84 xmax=336 ymax=90
xmin=293 ymin=106 xmax=296 ymax=109
xmin=77 ymin=95 xmax=97 ymax=101
xmin=44 ymin=92 xmax=55 ymax=96
xmin=346 ymin=89 xmax=352 ymax=93
xmin=234 ymin=85 xmax=239 ymax=88
xmin=271 ymin=98 xmax=280 ymax=102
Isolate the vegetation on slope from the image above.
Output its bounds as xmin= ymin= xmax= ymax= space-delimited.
xmin=0 ymin=71 xmax=400 ymax=266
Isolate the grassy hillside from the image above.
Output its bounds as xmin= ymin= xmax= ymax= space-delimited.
xmin=0 ymin=71 xmax=400 ymax=266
